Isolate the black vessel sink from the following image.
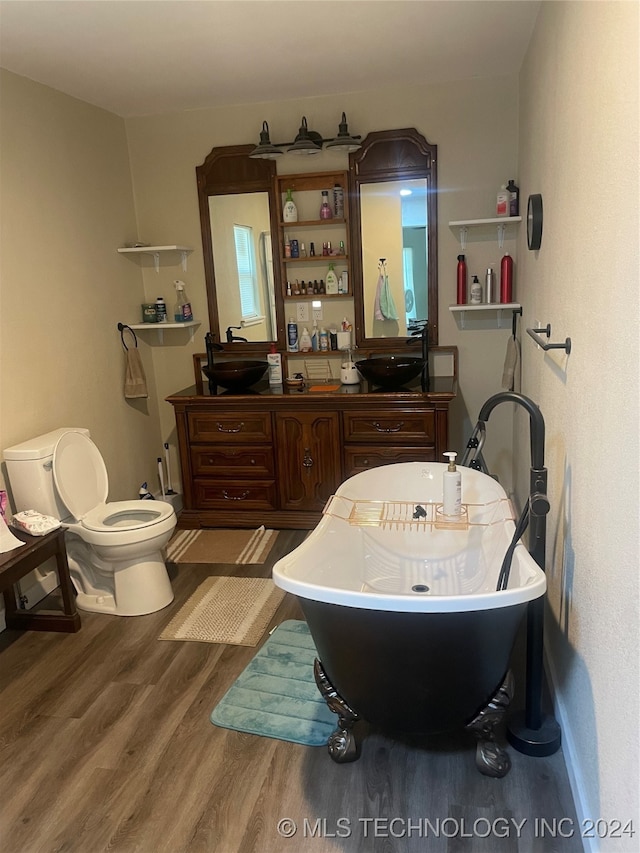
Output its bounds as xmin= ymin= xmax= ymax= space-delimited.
xmin=203 ymin=360 xmax=268 ymax=391
xmin=356 ymin=356 xmax=424 ymax=389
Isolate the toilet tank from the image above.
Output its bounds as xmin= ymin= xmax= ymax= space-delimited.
xmin=3 ymin=428 xmax=90 ymax=519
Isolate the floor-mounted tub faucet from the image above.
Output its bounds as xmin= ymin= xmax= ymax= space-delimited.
xmin=474 ymin=390 xmax=560 ymax=759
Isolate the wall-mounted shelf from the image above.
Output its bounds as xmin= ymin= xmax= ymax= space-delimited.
xmin=449 ymin=217 xmax=521 ymax=251
xmin=117 ymin=245 xmax=193 ymax=273
xmin=449 ymin=303 xmax=521 ymax=329
xmin=125 ymin=320 xmax=201 ymax=343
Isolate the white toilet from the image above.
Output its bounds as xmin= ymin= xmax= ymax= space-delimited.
xmin=3 ymin=428 xmax=176 ymax=616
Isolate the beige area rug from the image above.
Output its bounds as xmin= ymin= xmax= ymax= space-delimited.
xmin=166 ymin=526 xmax=278 ymax=565
xmin=159 ymin=576 xmax=285 ymax=646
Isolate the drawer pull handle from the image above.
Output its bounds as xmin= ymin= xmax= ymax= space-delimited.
xmin=216 ymin=421 xmax=245 ymax=433
xmin=222 ymin=490 xmax=250 ymax=501
xmin=371 ymin=421 xmax=404 ymax=433
xmin=302 ymin=448 xmax=314 ymax=469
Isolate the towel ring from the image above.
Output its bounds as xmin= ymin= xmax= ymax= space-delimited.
xmin=117 ymin=322 xmax=138 ymax=350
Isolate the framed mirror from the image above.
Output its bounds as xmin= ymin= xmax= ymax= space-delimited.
xmin=196 ymin=144 xmax=283 ymax=349
xmin=349 ymin=129 xmax=438 ymax=347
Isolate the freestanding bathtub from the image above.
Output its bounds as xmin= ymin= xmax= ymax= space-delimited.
xmin=272 ymin=462 xmax=546 ymax=777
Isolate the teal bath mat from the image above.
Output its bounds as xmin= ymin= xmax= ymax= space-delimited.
xmin=210 ymin=620 xmax=336 ymax=746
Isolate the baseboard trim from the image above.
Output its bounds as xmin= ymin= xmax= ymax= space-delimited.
xmin=545 ymin=649 xmax=599 ymax=853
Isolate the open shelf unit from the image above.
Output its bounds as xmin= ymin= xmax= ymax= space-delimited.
xmin=276 ymin=171 xmax=352 ymax=301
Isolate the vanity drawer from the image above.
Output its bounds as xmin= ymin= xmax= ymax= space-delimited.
xmin=191 ymin=446 xmax=275 ymax=478
xmin=193 ymin=479 xmax=277 ymax=510
xmin=342 ymin=411 xmax=435 ymax=444
xmin=344 ymin=445 xmax=436 ymax=477
xmin=187 ymin=411 xmax=272 ymax=444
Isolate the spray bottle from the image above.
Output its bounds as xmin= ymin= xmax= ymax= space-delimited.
xmin=173 ymin=280 xmax=193 ymax=322
xmin=442 ymin=452 xmax=462 ymax=516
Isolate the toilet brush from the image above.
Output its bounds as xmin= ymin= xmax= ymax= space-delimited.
xmin=157 ymin=457 xmax=165 ymax=498
xmin=164 ymin=442 xmax=176 ymax=495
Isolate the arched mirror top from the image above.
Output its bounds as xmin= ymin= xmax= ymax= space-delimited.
xmin=349 ymin=128 xmax=438 ymax=348
xmin=196 ymin=144 xmax=283 ymax=350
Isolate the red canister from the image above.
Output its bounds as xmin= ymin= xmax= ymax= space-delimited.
xmin=457 ymin=254 xmax=467 ymax=304
xmin=500 ymin=253 xmax=514 ymax=303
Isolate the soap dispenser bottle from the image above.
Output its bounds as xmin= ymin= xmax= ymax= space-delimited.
xmin=442 ymin=452 xmax=462 ymax=516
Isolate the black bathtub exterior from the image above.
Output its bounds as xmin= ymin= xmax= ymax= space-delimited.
xmin=300 ymin=598 xmax=526 ymax=734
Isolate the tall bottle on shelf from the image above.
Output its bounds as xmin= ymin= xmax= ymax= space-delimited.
xmin=500 ymin=253 xmax=514 ymax=303
xmin=283 ymin=189 xmax=298 ymax=223
xmin=507 ymin=180 xmax=520 ymax=216
xmin=456 ymin=255 xmax=467 ymax=304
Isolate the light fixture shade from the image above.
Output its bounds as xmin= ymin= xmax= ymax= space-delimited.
xmin=249 ymin=121 xmax=283 ymax=159
xmin=325 ymin=112 xmax=361 ymax=152
xmin=287 ymin=116 xmax=322 ymax=155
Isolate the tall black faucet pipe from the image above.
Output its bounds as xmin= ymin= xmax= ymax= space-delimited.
xmin=476 ymin=391 xmax=561 ymax=756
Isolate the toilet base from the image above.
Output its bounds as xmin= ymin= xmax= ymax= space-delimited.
xmin=66 ymin=537 xmax=174 ymax=616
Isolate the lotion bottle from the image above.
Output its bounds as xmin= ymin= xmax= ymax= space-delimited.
xmin=267 ymin=343 xmax=283 ymax=386
xmin=470 ymin=275 xmax=482 ymax=304
xmin=325 ymin=263 xmax=339 ymax=294
xmin=442 ymin=452 xmax=462 ymax=516
xmin=283 ymin=189 xmax=298 ymax=223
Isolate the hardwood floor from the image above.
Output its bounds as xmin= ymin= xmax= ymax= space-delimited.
xmin=0 ymin=530 xmax=582 ymax=852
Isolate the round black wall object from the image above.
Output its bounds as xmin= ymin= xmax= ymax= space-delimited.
xmin=527 ymin=193 xmax=543 ymax=250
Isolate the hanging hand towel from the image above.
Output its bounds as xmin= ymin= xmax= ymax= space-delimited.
xmin=124 ymin=347 xmax=148 ymax=398
xmin=501 ymin=335 xmax=520 ymax=391
xmin=374 ymin=273 xmax=385 ymax=320
xmin=380 ymin=274 xmax=399 ymax=320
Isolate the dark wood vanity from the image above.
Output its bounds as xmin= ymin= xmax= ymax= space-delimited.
xmin=167 ymin=358 xmax=456 ymax=529
xmin=174 ymin=127 xmax=450 ymax=529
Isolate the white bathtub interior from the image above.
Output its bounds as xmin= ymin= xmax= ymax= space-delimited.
xmin=273 ymin=462 xmax=546 ymax=612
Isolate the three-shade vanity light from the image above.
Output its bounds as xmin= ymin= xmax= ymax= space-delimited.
xmin=249 ymin=113 xmax=361 ymax=159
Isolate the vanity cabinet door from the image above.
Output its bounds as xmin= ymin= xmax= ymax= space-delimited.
xmin=275 ymin=411 xmax=342 ymax=512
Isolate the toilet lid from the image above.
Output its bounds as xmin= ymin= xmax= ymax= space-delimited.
xmin=53 ymin=431 xmax=109 ymax=520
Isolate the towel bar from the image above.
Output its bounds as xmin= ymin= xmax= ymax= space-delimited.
xmin=526 ymin=324 xmax=571 ymax=354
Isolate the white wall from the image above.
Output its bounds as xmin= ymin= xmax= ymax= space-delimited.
xmin=0 ymin=70 xmax=164 ymax=501
xmin=517 ymin=3 xmax=639 ymax=847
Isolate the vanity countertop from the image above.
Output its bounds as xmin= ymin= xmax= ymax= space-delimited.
xmin=167 ymin=374 xmax=457 ymax=403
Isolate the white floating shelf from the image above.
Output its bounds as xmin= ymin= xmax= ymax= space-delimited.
xmin=118 ymin=245 xmax=193 ymax=272
xmin=127 ymin=320 xmax=201 ymax=343
xmin=449 ymin=303 xmax=521 ymax=329
xmin=449 ymin=217 xmax=521 ymax=251
xmin=449 ymin=217 xmax=522 ymax=227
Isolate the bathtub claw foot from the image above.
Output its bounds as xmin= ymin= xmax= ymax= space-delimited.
xmin=314 ymin=659 xmax=361 ymax=763
xmin=465 ymin=670 xmax=514 ymax=778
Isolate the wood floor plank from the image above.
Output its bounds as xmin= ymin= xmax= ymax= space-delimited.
xmin=0 ymin=530 xmax=583 ymax=853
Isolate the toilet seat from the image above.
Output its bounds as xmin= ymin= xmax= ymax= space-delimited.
xmin=82 ymin=500 xmax=173 ymax=532
xmin=53 ymin=432 xmax=173 ymax=532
